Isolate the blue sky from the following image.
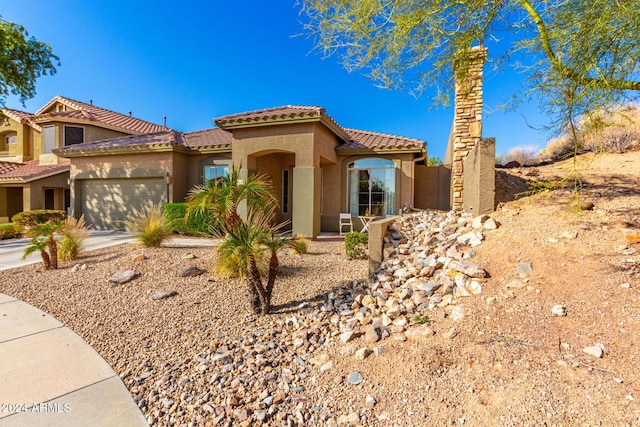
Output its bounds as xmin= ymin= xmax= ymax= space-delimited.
xmin=3 ymin=1 xmax=550 ymax=160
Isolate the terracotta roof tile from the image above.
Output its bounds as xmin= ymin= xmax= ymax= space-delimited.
xmin=215 ymin=106 xmax=325 ymax=127
xmin=34 ymin=96 xmax=169 ymax=134
xmin=183 ymin=128 xmax=232 ymax=148
xmin=1 ymin=109 xmax=41 ymax=131
xmin=54 ymin=130 xmax=183 ymax=155
xmin=0 ymin=160 xmax=69 ymax=182
xmin=341 ymin=128 xmax=425 ymax=150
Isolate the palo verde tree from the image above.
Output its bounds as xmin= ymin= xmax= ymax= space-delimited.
xmin=299 ymin=0 xmax=640 ymax=124
xmin=0 ymin=17 xmax=59 ymax=107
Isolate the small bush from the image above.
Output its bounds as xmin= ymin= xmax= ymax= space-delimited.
xmin=164 ymin=202 xmax=212 ymax=235
xmin=59 ymin=215 xmax=90 ymax=261
xmin=290 ymin=235 xmax=308 ymax=255
xmin=12 ymin=210 xmax=66 ymax=231
xmin=0 ymin=223 xmax=21 ymax=240
xmin=123 ymin=201 xmax=170 ymax=248
xmin=344 ymin=231 xmax=368 ymax=259
xmin=502 ymin=145 xmax=540 ymax=166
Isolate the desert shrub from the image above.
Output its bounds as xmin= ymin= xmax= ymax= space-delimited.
xmin=0 ymin=223 xmax=21 ymax=240
xmin=543 ymin=134 xmax=576 ymax=161
xmin=502 ymin=145 xmax=540 ymax=166
xmin=290 ymin=235 xmax=308 ymax=255
xmin=59 ymin=215 xmax=90 ymax=261
xmin=344 ymin=231 xmax=368 ymax=259
xmin=12 ymin=210 xmax=66 ymax=231
xmin=164 ymin=202 xmax=211 ymax=235
xmin=123 ymin=201 xmax=170 ymax=248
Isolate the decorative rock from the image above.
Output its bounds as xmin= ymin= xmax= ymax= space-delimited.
xmin=347 ymin=371 xmax=364 ymax=385
xmin=182 ymin=253 xmax=197 ymax=259
xmin=152 ymin=290 xmax=178 ymax=300
xmin=451 ymin=306 xmax=465 ymax=321
xmin=355 ymin=347 xmax=372 ymax=360
xmin=179 ymin=266 xmax=205 ymax=277
xmin=405 ymin=325 xmax=435 ymax=341
xmin=483 ymin=218 xmax=498 ymax=230
xmin=132 ymin=254 xmax=147 ymax=262
xmin=583 ymin=344 xmax=604 ymax=358
xmin=516 ymin=262 xmax=533 ymax=278
xmin=71 ymin=264 xmax=81 ymax=273
xmin=551 ymin=304 xmax=567 ymax=316
xmin=109 ymin=270 xmax=137 ymax=284
xmin=442 ymin=329 xmax=458 ymax=340
xmin=363 ymin=325 xmax=382 ymax=344
xmin=340 ymin=331 xmax=360 ymax=343
xmin=365 ymin=395 xmax=377 ymax=409
xmin=472 ymin=215 xmax=490 ymax=229
xmin=448 ymin=260 xmax=488 ymax=278
xmin=373 ymin=347 xmax=387 ymax=357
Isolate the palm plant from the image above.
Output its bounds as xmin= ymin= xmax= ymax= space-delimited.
xmin=23 ymin=222 xmax=63 ymax=269
xmin=186 ymin=166 xmax=276 ymax=233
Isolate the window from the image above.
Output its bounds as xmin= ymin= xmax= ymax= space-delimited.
xmin=43 ymin=125 xmax=55 ymax=153
xmin=64 ymin=126 xmax=84 ymax=146
xmin=204 ymin=164 xmax=229 ymax=182
xmin=348 ymin=158 xmax=395 ymax=216
xmin=282 ymin=169 xmax=289 ymax=214
xmin=5 ymin=134 xmax=16 ymax=145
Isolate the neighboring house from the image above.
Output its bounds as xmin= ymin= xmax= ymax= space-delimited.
xmin=55 ymin=106 xmax=439 ymax=237
xmin=0 ymin=96 xmax=168 ymax=222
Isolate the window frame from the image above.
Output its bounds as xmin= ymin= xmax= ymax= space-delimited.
xmin=63 ymin=125 xmax=85 ymax=146
xmin=203 ymin=164 xmax=229 ymax=183
xmin=347 ymin=158 xmax=396 ymax=217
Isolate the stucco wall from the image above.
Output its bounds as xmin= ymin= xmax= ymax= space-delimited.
xmin=414 ymin=164 xmax=451 ymax=211
xmin=23 ymin=172 xmax=70 ymax=211
xmin=231 ymin=123 xmax=315 ymax=168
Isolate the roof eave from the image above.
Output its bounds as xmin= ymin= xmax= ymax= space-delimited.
xmin=54 ymin=143 xmax=188 ymax=158
xmin=336 ymin=146 xmax=425 ymax=155
xmin=0 ymin=167 xmax=69 ymax=184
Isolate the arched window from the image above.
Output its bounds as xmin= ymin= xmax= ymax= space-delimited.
xmin=348 ymin=158 xmax=395 ymax=216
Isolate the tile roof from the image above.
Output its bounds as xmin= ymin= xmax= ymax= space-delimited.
xmin=183 ymin=128 xmax=232 ymax=148
xmin=341 ymin=128 xmax=426 ymax=151
xmin=215 ymin=106 xmax=325 ymax=127
xmin=1 ymin=109 xmax=41 ymax=131
xmin=33 ymin=96 xmax=169 ymax=134
xmin=0 ymin=160 xmax=69 ymax=182
xmin=54 ymin=130 xmax=184 ymax=155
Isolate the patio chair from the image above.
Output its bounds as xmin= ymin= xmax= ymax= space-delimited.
xmin=339 ymin=213 xmax=353 ymax=236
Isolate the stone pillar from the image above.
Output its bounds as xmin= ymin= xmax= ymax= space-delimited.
xmin=292 ymin=167 xmax=320 ymax=238
xmin=451 ymin=46 xmax=487 ymax=211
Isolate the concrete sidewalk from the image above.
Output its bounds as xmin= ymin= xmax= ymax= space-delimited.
xmin=0 ymin=293 xmax=148 ymax=426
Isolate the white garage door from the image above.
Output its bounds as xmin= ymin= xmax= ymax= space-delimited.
xmin=79 ymin=178 xmax=167 ymax=230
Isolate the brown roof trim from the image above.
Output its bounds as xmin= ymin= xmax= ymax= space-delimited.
xmin=214 ymin=105 xmax=351 ymax=142
xmin=34 ymin=96 xmax=169 ymax=135
xmin=340 ymin=128 xmax=426 ymax=151
xmin=1 ymin=109 xmax=42 ymax=131
xmin=0 ymin=160 xmax=69 ymax=183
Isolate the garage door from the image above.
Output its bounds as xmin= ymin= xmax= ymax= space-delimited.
xmin=79 ymin=178 xmax=167 ymax=230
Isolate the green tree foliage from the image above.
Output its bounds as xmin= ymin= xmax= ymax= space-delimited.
xmin=0 ymin=17 xmax=59 ymax=107
xmin=428 ymin=156 xmax=443 ymax=166
xmin=299 ymin=0 xmax=640 ymax=117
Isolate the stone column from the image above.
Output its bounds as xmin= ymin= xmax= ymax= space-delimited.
xmin=451 ymin=46 xmax=487 ymax=211
xmin=292 ymin=167 xmax=321 ymax=238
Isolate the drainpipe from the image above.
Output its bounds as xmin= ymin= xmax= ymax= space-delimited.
xmin=410 ymin=147 xmax=427 ymax=210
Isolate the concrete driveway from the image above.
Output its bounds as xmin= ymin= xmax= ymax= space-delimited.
xmin=0 ymin=231 xmax=134 ymax=271
xmin=0 ymin=231 xmax=219 ymax=271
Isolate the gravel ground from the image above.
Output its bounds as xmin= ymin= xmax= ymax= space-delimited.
xmin=0 ymin=239 xmax=370 ymax=426
xmin=2 ymin=151 xmax=639 ymax=427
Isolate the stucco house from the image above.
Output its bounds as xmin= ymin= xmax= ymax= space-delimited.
xmin=54 ymin=106 xmax=442 ymax=237
xmin=0 ymin=96 xmax=168 ymax=222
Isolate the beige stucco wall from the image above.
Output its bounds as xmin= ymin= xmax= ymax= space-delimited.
xmin=0 ymin=187 xmax=23 ymax=220
xmin=415 ymin=164 xmax=451 ymax=211
xmin=231 ymin=123 xmax=316 ymax=168
xmin=0 ymin=117 xmax=29 ymax=161
xmin=22 ymin=172 xmax=70 ymax=212
xmin=186 ymin=153 xmax=233 ymax=190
